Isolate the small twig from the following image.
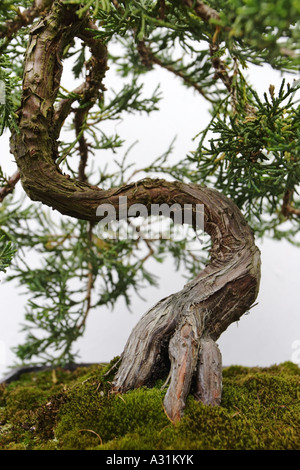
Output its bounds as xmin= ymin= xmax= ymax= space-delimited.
xmin=182 ymin=0 xmax=220 ymax=23
xmin=77 ymin=429 xmax=103 ymax=445
xmin=159 ymin=0 xmax=166 ymax=19
xmin=72 ymin=20 xmax=108 ymax=181
xmin=209 ymin=41 xmax=234 ymax=98
xmin=125 ymin=217 xmax=156 ymax=263
xmin=103 ymin=356 xmax=122 ymax=376
xmin=0 ymin=0 xmax=54 ymax=41
xmin=282 ymin=189 xmax=300 ymax=217
xmin=160 ymin=370 xmax=171 ymax=390
xmin=137 ymin=41 xmax=213 ymax=102
xmin=125 ymin=167 xmax=145 ymax=183
xmin=77 ymin=222 xmax=95 ymax=331
xmin=139 ymin=237 xmax=155 ymax=264
xmin=111 ymin=0 xmax=122 ymax=10
xmin=182 ymin=0 xmax=236 ymax=108
xmin=53 ymin=19 xmax=108 ymax=171
xmin=52 ymin=368 xmax=58 ymax=384
xmin=117 ymin=393 xmax=126 ymax=403
xmin=53 ymin=83 xmax=86 ymax=140
xmin=74 ymin=109 xmax=90 ymax=183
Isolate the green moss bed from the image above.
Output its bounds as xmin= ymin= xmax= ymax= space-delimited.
xmin=0 ymin=359 xmax=299 ymax=450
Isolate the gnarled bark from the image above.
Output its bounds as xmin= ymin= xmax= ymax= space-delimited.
xmin=9 ymin=1 xmax=261 ymax=421
xmin=194 ymin=338 xmax=222 ymax=406
xmin=111 ymin=186 xmax=261 ymax=421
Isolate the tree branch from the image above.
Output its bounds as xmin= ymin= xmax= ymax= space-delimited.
xmin=137 ymin=41 xmax=213 ymax=102
xmin=281 ymin=189 xmax=300 ymax=217
xmin=182 ymin=0 xmax=220 ymax=23
xmin=53 ymin=19 xmax=108 ymax=175
xmin=0 ymin=171 xmax=20 ymax=202
xmin=74 ymin=21 xmax=108 ymax=182
xmin=77 ymin=222 xmax=95 ymax=331
xmin=0 ymin=0 xmax=54 ymax=40
xmin=182 ymin=0 xmax=236 ymax=106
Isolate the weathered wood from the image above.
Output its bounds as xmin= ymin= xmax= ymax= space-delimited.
xmin=194 ymin=338 xmax=222 ymax=406
xmin=112 ymin=188 xmax=260 ymax=420
xmin=9 ymin=1 xmax=261 ymax=422
xmin=163 ymin=310 xmax=202 ymax=422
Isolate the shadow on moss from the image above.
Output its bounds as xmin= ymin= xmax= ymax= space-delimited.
xmin=0 ymin=360 xmax=299 ymax=450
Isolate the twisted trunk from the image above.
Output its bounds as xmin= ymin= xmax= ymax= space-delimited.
xmin=9 ymin=1 xmax=261 ymax=421
xmin=112 ymin=186 xmax=260 ymax=420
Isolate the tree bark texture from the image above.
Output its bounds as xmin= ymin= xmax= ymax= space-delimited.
xmin=9 ymin=1 xmax=261 ymax=421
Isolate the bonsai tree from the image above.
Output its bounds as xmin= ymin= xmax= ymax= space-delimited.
xmin=0 ymin=0 xmax=299 ymax=421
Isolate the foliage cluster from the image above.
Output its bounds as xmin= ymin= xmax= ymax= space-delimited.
xmin=0 ymin=235 xmax=15 ymax=273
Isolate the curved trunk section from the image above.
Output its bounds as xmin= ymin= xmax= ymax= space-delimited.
xmin=112 ymin=187 xmax=261 ymax=421
xmin=9 ymin=1 xmax=261 ymax=421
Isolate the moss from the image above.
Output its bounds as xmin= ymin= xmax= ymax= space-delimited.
xmin=54 ymin=383 xmax=170 ymax=450
xmin=0 ymin=364 xmax=104 ymax=449
xmin=0 ymin=361 xmax=299 ymax=450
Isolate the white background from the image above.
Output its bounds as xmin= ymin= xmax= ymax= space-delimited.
xmin=0 ymin=56 xmax=299 ymax=379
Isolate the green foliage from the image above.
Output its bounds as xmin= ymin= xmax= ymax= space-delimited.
xmin=0 ymin=1 xmax=25 ymax=20
xmin=218 ymin=0 xmax=300 ymax=70
xmin=0 ymin=235 xmax=16 ymax=273
xmin=190 ymin=78 xmax=300 ymax=229
xmin=0 ymin=55 xmax=20 ymax=134
xmin=0 ymin=192 xmax=17 ymax=273
xmin=0 ymin=361 xmax=299 ymax=450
